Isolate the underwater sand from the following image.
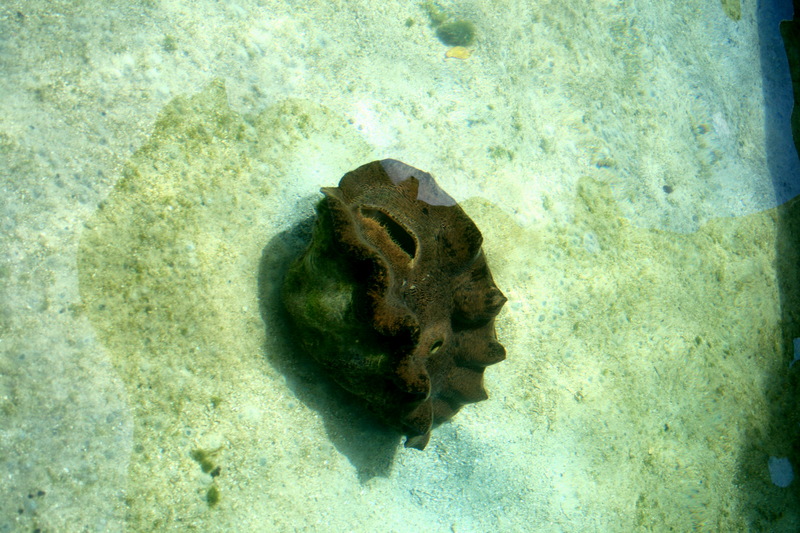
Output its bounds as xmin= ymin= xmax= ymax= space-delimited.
xmin=2 ymin=0 xmax=799 ymax=531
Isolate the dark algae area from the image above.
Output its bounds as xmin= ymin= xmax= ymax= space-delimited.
xmin=435 ymin=20 xmax=476 ymax=47
xmin=421 ymin=1 xmax=477 ymax=46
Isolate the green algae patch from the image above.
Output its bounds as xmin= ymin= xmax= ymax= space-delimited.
xmin=190 ymin=448 xmax=219 ymax=474
xmin=435 ymin=20 xmax=476 ymax=47
xmin=720 ymin=0 xmax=741 ymax=22
xmin=206 ymin=485 xmax=220 ymax=507
xmin=420 ymin=2 xmax=476 ymax=46
xmin=77 ymin=80 xmax=372 ymax=528
xmin=463 ymin=179 xmax=800 ymax=531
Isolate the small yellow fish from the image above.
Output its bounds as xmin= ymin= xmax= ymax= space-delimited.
xmin=445 ymin=46 xmax=472 ymax=60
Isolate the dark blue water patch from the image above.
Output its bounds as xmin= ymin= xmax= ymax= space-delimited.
xmin=759 ymin=0 xmax=800 ymax=203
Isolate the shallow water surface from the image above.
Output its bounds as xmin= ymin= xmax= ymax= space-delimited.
xmin=2 ymin=1 xmax=799 ymax=531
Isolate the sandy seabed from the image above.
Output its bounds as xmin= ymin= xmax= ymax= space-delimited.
xmin=2 ymin=0 xmax=800 ymax=531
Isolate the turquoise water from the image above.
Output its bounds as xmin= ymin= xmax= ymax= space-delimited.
xmin=2 ymin=1 xmax=799 ymax=531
